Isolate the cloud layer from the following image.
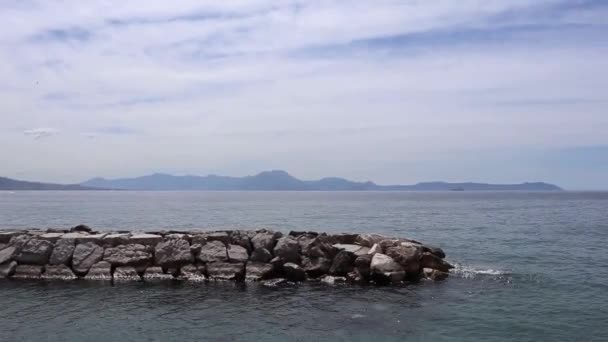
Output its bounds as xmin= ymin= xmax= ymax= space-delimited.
xmin=1 ymin=1 xmax=607 ymax=188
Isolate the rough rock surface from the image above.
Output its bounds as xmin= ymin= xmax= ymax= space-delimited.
xmin=370 ymin=253 xmax=405 ymax=283
xmin=39 ymin=232 xmax=64 ymax=243
xmin=8 ymin=234 xmax=31 ymax=252
xmin=230 ymin=230 xmax=253 ymax=253
xmin=274 ymin=236 xmax=301 ymax=264
xmin=385 ymin=245 xmax=422 ymax=274
xmin=356 ymin=234 xmax=387 ymax=247
xmin=15 ymin=239 xmax=54 ymax=265
xmin=354 ymin=254 xmax=373 ymax=279
xmin=251 ymin=231 xmax=278 ymax=251
xmin=104 ymin=244 xmax=153 ymax=266
xmin=179 ymin=264 xmax=205 ymax=281
xmin=102 ymin=233 xmax=131 ymax=247
xmin=84 ymin=261 xmax=112 ymax=280
xmin=12 ymin=265 xmax=44 ymax=279
xmin=0 ymin=231 xmax=21 ymax=244
xmin=43 ymin=265 xmax=77 ymax=280
xmin=302 ymin=257 xmax=332 ymax=278
xmin=420 ymin=252 xmax=453 ymax=273
xmin=283 ymin=262 xmax=306 ymax=282
xmin=113 ymin=266 xmax=141 ymax=281
xmin=49 ymin=239 xmax=76 ymax=265
xmin=227 ymin=244 xmax=249 ymax=263
xmin=250 ymin=247 xmax=273 ymax=263
xmin=196 ymin=240 xmax=228 ymax=263
xmin=0 ymin=261 xmax=17 ymax=277
xmin=333 ymin=244 xmax=369 ymax=256
xmin=423 ymin=268 xmax=449 ymax=281
xmin=129 ymin=233 xmax=162 ymax=246
xmin=329 ymin=250 xmax=357 ymax=276
xmin=246 ymin=262 xmax=274 ymax=281
xmin=70 ymin=224 xmax=92 ymax=233
xmin=207 ymin=262 xmax=245 ymax=281
xmin=143 ymin=266 xmax=174 ymax=280
xmin=72 ymin=243 xmax=104 ymax=274
xmin=0 ymin=246 xmax=16 ymax=265
xmin=154 ymin=239 xmax=193 ymax=267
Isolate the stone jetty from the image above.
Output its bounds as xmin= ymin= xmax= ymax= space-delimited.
xmin=0 ymin=225 xmax=453 ymax=284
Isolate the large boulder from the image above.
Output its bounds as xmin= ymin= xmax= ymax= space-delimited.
xmin=12 ymin=265 xmax=44 ymax=279
xmin=102 ymin=233 xmax=131 ymax=247
xmin=283 ymin=262 xmax=306 ymax=282
xmin=301 ymin=257 xmax=332 ymax=278
xmin=0 ymin=231 xmax=21 ymax=244
xmin=227 ymin=244 xmax=249 ymax=263
xmin=368 ymin=243 xmax=382 ymax=255
xmin=420 ymin=252 xmax=453 ymax=273
xmin=104 ymin=244 xmax=153 ymax=266
xmin=0 ymin=261 xmax=17 ymax=277
xmin=206 ymin=262 xmax=245 ymax=281
xmin=251 ymin=231 xmax=279 ymax=251
xmin=15 ymin=239 xmax=54 ymax=265
xmin=0 ymin=246 xmax=16 ymax=265
xmin=332 ymin=244 xmax=369 ymax=257
xmin=49 ymin=239 xmax=76 ymax=265
xmin=195 ymin=240 xmax=227 ymax=263
xmin=143 ymin=266 xmax=174 ymax=281
xmin=273 ymin=236 xmax=301 ymax=264
xmin=84 ymin=261 xmax=112 ymax=280
xmin=250 ymin=247 xmax=272 ymax=263
xmin=229 ymin=230 xmax=253 ymax=253
xmin=8 ymin=234 xmax=31 ymax=252
xmin=329 ymin=250 xmax=357 ymax=276
xmin=301 ymin=237 xmax=338 ymax=259
xmin=245 ymin=262 xmax=274 ymax=281
xmin=72 ymin=243 xmax=104 ymax=274
xmin=330 ymin=233 xmax=358 ymax=244
xmin=154 ymin=239 xmax=193 ymax=267
xmin=39 ymin=232 xmax=64 ymax=243
xmin=385 ymin=245 xmax=422 ymax=274
xmin=43 ymin=265 xmax=77 ymax=280
xmin=205 ymin=232 xmax=230 ymax=245
xmin=179 ymin=264 xmax=206 ymax=281
xmin=70 ymin=224 xmax=93 ymax=233
xmin=113 ymin=266 xmax=141 ymax=281
xmin=423 ymin=268 xmax=449 ymax=281
xmin=370 ymin=253 xmax=405 ymax=284
xmin=75 ymin=233 xmax=107 ymax=245
xmin=354 ymin=254 xmax=373 ymax=279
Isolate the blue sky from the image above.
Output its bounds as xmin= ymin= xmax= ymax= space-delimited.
xmin=0 ymin=0 xmax=607 ymax=189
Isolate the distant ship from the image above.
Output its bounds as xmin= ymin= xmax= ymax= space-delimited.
xmin=450 ymin=187 xmax=465 ymax=191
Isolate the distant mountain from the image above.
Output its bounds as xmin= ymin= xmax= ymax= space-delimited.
xmin=0 ymin=176 xmax=98 ymax=191
xmin=81 ymin=170 xmax=563 ymax=191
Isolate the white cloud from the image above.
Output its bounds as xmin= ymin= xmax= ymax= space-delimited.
xmin=0 ymin=1 xmax=607 ymax=187
xmin=23 ymin=127 xmax=59 ymax=140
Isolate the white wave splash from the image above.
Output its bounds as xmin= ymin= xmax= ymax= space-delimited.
xmin=451 ymin=263 xmax=510 ymax=279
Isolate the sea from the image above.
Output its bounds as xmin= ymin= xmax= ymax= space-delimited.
xmin=0 ymin=191 xmax=606 ymax=341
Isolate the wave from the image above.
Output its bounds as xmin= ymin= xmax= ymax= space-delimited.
xmin=451 ymin=263 xmax=511 ymax=279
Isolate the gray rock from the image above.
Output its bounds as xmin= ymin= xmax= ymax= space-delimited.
xmin=8 ymin=234 xmax=31 ymax=252
xmin=113 ymin=266 xmax=141 ymax=281
xmin=72 ymin=243 xmax=104 ymax=274
xmin=368 ymin=243 xmax=382 ymax=255
xmin=143 ymin=266 xmax=174 ymax=281
xmin=227 ymin=244 xmax=249 ymax=263
xmin=301 ymin=237 xmax=338 ymax=259
xmin=190 ymin=234 xmax=208 ymax=246
xmin=39 ymin=232 xmax=64 ymax=243
xmin=331 ymin=233 xmax=358 ymax=244
xmin=129 ymin=233 xmax=162 ymax=246
xmin=196 ymin=240 xmax=227 ymax=263
xmin=12 ymin=265 xmax=44 ymax=279
xmin=70 ymin=224 xmax=93 ymax=233
xmin=154 ymin=239 xmax=193 ymax=267
xmin=59 ymin=232 xmax=90 ymax=242
xmin=332 ymin=244 xmax=369 ymax=256
xmin=356 ymin=234 xmax=388 ymax=247
xmin=251 ymin=231 xmax=278 ymax=251
xmin=0 ymin=246 xmax=16 ymax=265
xmin=15 ymin=239 xmax=54 ymax=265
xmin=250 ymin=247 xmax=272 ymax=263
xmin=273 ymin=236 xmax=301 ymax=264
xmin=385 ymin=245 xmax=422 ymax=273
xmin=104 ymin=244 xmax=153 ymax=266
xmin=84 ymin=261 xmax=112 ymax=280
xmin=207 ymin=262 xmax=245 ymax=281
xmin=230 ymin=230 xmax=253 ymax=253
xmin=76 ymin=233 xmax=107 ymax=245
xmin=262 ymin=278 xmax=289 ymax=287
xmin=302 ymin=257 xmax=331 ymax=278
xmin=371 ymin=253 xmax=403 ymax=273
xmin=321 ymin=275 xmax=347 ymax=285
xmin=49 ymin=238 xmax=76 ymax=265
xmin=420 ymin=252 xmax=453 ymax=273
xmin=43 ymin=265 xmax=77 ymax=280
xmin=423 ymin=268 xmax=449 ymax=281
xmin=329 ymin=250 xmax=356 ymax=276
xmin=354 ymin=254 xmax=373 ymax=279
xmin=418 ymin=244 xmax=446 ymax=259
xmin=0 ymin=261 xmax=17 ymax=277
xmin=102 ymin=233 xmax=131 ymax=247
xmin=206 ymin=232 xmax=230 ymax=245
xmin=0 ymin=231 xmax=20 ymax=244
xmin=283 ymin=262 xmax=306 ymax=282
xmin=0 ymin=243 xmax=5 ymax=251
xmin=245 ymin=262 xmax=274 ymax=281
xmin=179 ymin=264 xmax=205 ymax=281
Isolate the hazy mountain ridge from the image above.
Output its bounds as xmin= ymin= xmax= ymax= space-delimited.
xmin=80 ymin=170 xmax=562 ymax=191
xmin=0 ymin=177 xmax=97 ymax=191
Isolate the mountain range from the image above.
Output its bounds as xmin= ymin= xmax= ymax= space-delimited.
xmin=0 ymin=176 xmax=96 ymax=191
xmin=77 ymin=170 xmax=562 ymax=191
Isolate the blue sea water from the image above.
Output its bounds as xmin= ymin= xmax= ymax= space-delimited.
xmin=0 ymin=191 xmax=607 ymax=341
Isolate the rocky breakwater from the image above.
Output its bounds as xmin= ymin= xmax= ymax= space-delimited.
xmin=0 ymin=225 xmax=453 ymax=285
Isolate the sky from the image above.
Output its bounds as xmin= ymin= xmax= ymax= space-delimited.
xmin=0 ymin=0 xmax=607 ymax=189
